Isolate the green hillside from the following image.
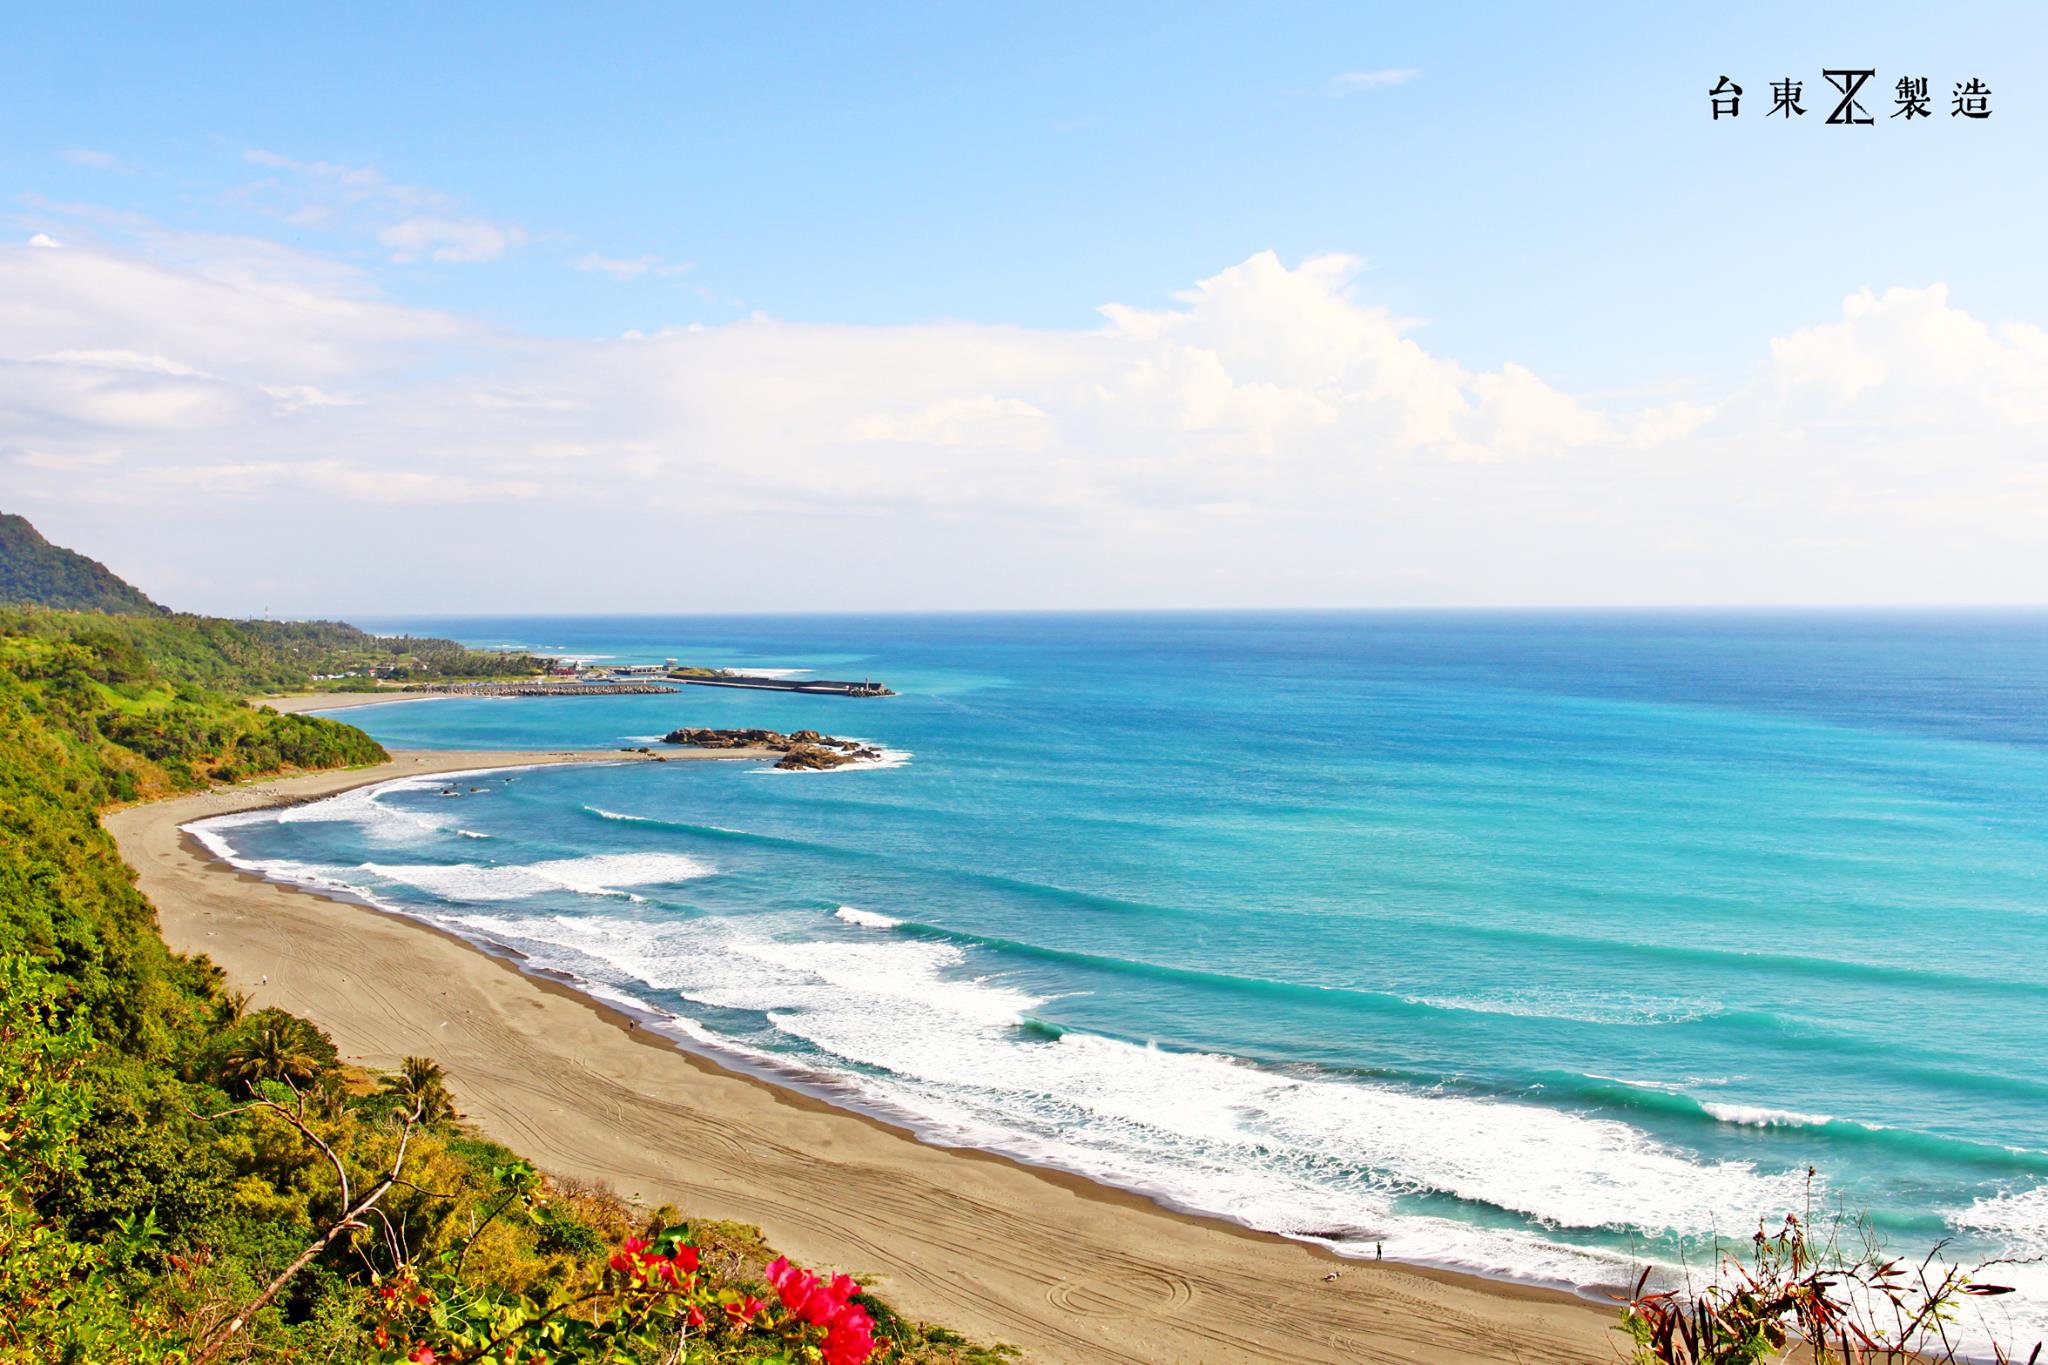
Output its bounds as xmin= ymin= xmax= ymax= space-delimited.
xmin=0 ymin=512 xmax=552 ymax=688
xmin=0 ymin=512 xmax=166 ymax=614
xmin=0 ymin=599 xmax=999 ymax=1363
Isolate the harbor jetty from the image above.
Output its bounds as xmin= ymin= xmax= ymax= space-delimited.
xmin=398 ymin=668 xmax=894 ymax=700
xmin=401 ymin=681 xmax=677 ymax=697
xmin=669 ymin=673 xmax=893 ymax=697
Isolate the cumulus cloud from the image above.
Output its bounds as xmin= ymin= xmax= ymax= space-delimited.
xmin=4 ymin=231 xmax=2044 ymax=611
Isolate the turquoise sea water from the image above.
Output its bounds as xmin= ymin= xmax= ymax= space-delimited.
xmin=191 ymin=612 xmax=2048 ymax=1350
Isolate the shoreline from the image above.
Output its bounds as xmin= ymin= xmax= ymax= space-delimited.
xmin=256 ymin=689 xmax=461 ymax=714
xmin=108 ymin=751 xmax=1621 ymax=1364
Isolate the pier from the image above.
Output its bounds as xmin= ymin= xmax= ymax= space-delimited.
xmin=668 ymin=674 xmax=893 ymax=697
xmin=400 ymin=681 xmax=678 ymax=697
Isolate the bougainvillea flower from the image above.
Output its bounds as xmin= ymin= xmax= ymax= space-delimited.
xmin=608 ymin=1237 xmax=650 ymax=1274
xmin=823 ymin=1305 xmax=878 ymax=1365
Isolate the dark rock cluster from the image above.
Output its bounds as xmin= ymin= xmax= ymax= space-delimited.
xmin=660 ymin=727 xmax=885 ymax=770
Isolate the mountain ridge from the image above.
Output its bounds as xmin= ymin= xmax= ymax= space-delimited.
xmin=0 ymin=511 xmax=166 ymax=614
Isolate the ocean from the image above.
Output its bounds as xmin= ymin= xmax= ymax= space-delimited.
xmin=188 ymin=611 xmax=2048 ymax=1351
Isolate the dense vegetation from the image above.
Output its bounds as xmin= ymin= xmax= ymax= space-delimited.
xmin=2 ymin=513 xmax=551 ymax=689
xmin=0 ymin=603 xmax=1004 ymax=1363
xmin=225 ymin=618 xmax=554 ymax=686
xmin=0 ymin=512 xmax=166 ymax=614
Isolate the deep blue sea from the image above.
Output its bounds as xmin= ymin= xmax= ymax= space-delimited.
xmin=191 ymin=612 xmax=2048 ymax=1349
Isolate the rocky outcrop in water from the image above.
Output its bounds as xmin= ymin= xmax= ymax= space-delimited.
xmin=661 ymin=727 xmax=884 ymax=770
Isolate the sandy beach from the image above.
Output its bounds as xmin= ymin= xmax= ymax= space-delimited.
xmin=107 ymin=752 xmax=1623 ymax=1365
xmin=256 ymin=689 xmax=461 ymax=714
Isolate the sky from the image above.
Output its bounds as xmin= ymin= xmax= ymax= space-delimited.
xmin=3 ymin=1 xmax=2045 ymax=615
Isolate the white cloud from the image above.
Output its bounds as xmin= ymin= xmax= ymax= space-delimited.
xmin=242 ymin=148 xmax=451 ymax=214
xmin=572 ymin=252 xmax=692 ymax=280
xmin=379 ymin=215 xmax=527 ymax=263
xmin=7 ymin=231 xmax=2046 ymax=611
xmin=62 ymin=148 xmax=128 ymax=171
xmin=1326 ymin=68 xmax=1419 ymax=94
xmin=1766 ymin=284 xmax=2048 ymax=425
xmin=238 ymin=149 xmax=526 ymax=264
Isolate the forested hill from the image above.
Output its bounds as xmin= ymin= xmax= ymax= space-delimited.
xmin=0 ymin=511 xmax=166 ymax=614
xmin=0 ymin=513 xmax=550 ymax=685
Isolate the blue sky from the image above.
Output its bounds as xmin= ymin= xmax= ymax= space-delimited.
xmin=11 ymin=3 xmax=2040 ymax=375
xmin=4 ymin=3 xmax=2046 ymax=612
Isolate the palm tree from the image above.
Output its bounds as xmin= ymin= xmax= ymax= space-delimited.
xmin=219 ymin=1020 xmax=325 ymax=1092
xmin=379 ymin=1055 xmax=456 ymax=1123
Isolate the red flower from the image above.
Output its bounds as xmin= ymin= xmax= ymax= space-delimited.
xmin=408 ymin=1347 xmax=438 ymax=1364
xmin=675 ymin=1243 xmax=701 ymax=1273
xmin=686 ymin=1305 xmax=706 ymax=1329
xmin=608 ymin=1236 xmax=650 ymax=1274
xmin=724 ymin=1294 xmax=765 ymax=1326
xmin=823 ymin=1305 xmax=877 ymax=1365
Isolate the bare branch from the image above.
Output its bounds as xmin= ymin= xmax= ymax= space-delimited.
xmin=190 ymin=1098 xmax=426 ymax=1365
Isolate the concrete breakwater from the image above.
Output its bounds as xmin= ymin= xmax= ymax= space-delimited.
xmin=672 ymin=674 xmax=893 ymax=697
xmin=401 ymin=681 xmax=678 ymax=697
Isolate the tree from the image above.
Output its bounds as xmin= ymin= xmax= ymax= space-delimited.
xmin=379 ymin=1056 xmax=457 ymax=1124
xmin=217 ymin=1015 xmax=330 ymax=1092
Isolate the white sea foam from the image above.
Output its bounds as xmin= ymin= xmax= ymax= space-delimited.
xmin=1701 ymin=1102 xmax=1836 ymax=1130
xmin=834 ymin=906 xmax=902 ymax=930
xmin=189 ymin=769 xmax=555 ymax=854
xmin=193 ymin=866 xmax=2047 ymax=1355
xmin=413 ymin=908 xmax=1810 ymax=1242
xmin=754 ymin=742 xmax=913 ymax=775
xmin=194 ymin=773 xmax=489 ymax=847
xmin=1584 ymin=1072 xmax=1731 ymax=1094
xmin=1408 ymin=989 xmax=1718 ymax=1027
xmin=1937 ymin=1188 xmax=2048 ymax=1357
xmin=360 ymin=852 xmax=715 ymax=902
xmin=1957 ymin=1183 xmax=2048 ymax=1257
xmin=585 ymin=805 xmax=652 ymax=822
